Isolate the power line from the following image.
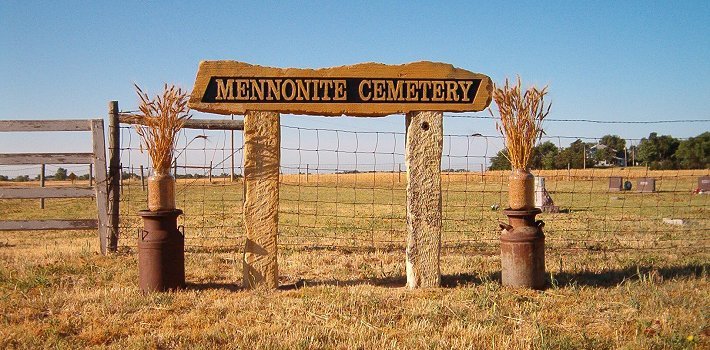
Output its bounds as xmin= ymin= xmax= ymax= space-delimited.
xmin=444 ymin=114 xmax=710 ymax=124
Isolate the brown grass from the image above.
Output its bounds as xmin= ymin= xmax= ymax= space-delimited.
xmin=0 ymin=228 xmax=706 ymax=349
xmin=132 ymin=84 xmax=190 ymax=173
xmin=491 ymin=77 xmax=550 ymax=169
xmin=0 ymin=170 xmax=707 ymax=348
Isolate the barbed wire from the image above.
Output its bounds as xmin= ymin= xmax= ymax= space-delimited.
xmin=121 ymin=109 xmax=710 ymax=125
xmin=444 ymin=113 xmax=710 ymax=124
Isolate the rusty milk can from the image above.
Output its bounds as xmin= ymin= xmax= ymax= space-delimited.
xmin=137 ymin=209 xmax=185 ymax=292
xmin=500 ymin=208 xmax=546 ymax=289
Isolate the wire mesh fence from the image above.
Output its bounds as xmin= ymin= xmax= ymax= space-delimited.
xmin=117 ymin=119 xmax=246 ymax=250
xmin=113 ymin=113 xmax=709 ymax=254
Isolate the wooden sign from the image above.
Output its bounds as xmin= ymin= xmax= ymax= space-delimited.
xmin=189 ymin=61 xmax=492 ymax=116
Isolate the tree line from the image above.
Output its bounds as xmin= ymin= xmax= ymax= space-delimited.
xmin=489 ymin=131 xmax=709 ymax=170
xmin=0 ymin=167 xmax=89 ymax=182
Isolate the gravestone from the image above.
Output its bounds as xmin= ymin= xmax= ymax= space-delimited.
xmin=637 ymin=178 xmax=656 ymax=193
xmin=609 ymin=176 xmax=623 ymax=191
xmin=699 ymin=176 xmax=710 ymax=192
xmin=534 ymin=176 xmax=559 ymax=213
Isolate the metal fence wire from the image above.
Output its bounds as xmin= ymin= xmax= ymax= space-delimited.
xmin=115 ymin=113 xmax=709 ymax=254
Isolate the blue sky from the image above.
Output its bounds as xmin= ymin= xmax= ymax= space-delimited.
xmin=1 ymin=1 xmax=709 ymax=173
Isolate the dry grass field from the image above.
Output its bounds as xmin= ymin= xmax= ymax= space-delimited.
xmin=0 ymin=168 xmax=708 ymax=349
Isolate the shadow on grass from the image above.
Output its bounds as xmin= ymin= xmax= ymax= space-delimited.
xmin=441 ymin=273 xmax=496 ymax=287
xmin=554 ymin=263 xmax=706 ymax=288
xmin=281 ymin=276 xmax=407 ymax=290
xmin=185 ymin=282 xmax=242 ymax=292
xmin=282 ymin=272 xmax=498 ymax=290
xmin=281 ymin=264 xmax=705 ymax=290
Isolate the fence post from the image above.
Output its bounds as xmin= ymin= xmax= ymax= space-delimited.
xmin=306 ymin=164 xmax=309 ymax=182
xmin=405 ymin=111 xmax=443 ymax=288
xmin=89 ymin=163 xmax=93 ymax=187
xmin=107 ymin=101 xmax=120 ymax=252
xmin=140 ymin=165 xmax=145 ymax=191
xmin=242 ymin=111 xmax=280 ymax=289
xmin=209 ymin=161 xmax=213 ymax=183
xmin=39 ymin=164 xmax=45 ymax=209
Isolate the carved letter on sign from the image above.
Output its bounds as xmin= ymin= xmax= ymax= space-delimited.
xmin=189 ymin=61 xmax=492 ymax=116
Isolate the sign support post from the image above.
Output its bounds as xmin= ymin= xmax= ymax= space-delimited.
xmin=242 ymin=111 xmax=280 ymax=289
xmin=405 ymin=111 xmax=443 ymax=288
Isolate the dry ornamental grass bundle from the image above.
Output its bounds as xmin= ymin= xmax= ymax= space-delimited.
xmin=491 ymin=77 xmax=551 ymax=169
xmin=133 ymin=84 xmax=191 ymax=174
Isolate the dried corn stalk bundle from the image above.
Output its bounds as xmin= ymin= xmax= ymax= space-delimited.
xmin=132 ymin=84 xmax=191 ymax=211
xmin=491 ymin=77 xmax=550 ymax=169
xmin=491 ymin=77 xmax=550 ymax=209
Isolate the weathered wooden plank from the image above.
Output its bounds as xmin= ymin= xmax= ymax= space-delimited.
xmin=92 ymin=119 xmax=112 ymax=254
xmin=242 ymin=111 xmax=280 ymax=289
xmin=189 ymin=61 xmax=492 ymax=116
xmin=0 ymin=187 xmax=95 ymax=199
xmin=0 ymin=219 xmax=98 ymax=231
xmin=0 ymin=153 xmax=94 ymax=165
xmin=119 ymin=114 xmax=244 ymax=130
xmin=0 ymin=120 xmax=92 ymax=132
xmin=405 ymin=111 xmax=443 ymax=288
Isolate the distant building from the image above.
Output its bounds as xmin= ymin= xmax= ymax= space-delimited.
xmin=589 ymin=144 xmax=626 ymax=167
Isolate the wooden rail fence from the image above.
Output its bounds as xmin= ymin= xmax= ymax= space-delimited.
xmin=0 ymin=119 xmax=114 ymax=254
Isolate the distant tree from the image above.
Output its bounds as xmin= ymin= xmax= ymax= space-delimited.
xmin=593 ymin=135 xmax=626 ymax=165
xmin=68 ymin=172 xmax=77 ymax=183
xmin=637 ymin=132 xmax=680 ymax=169
xmin=489 ymin=149 xmax=511 ymax=170
xmin=121 ymin=171 xmax=138 ymax=179
xmin=628 ymin=144 xmax=639 ymax=166
xmin=15 ymin=175 xmax=30 ymax=182
xmin=531 ymin=141 xmax=559 ymax=170
xmin=554 ymin=139 xmax=595 ymax=169
xmin=675 ymin=132 xmax=709 ymax=169
xmin=55 ymin=167 xmax=68 ymax=181
xmin=0 ymin=175 xmax=8 ymax=181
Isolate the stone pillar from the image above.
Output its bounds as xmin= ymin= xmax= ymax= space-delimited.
xmin=242 ymin=111 xmax=280 ymax=289
xmin=405 ymin=111 xmax=443 ymax=288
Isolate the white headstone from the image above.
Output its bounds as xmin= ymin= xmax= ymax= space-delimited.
xmin=535 ymin=176 xmax=546 ymax=208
